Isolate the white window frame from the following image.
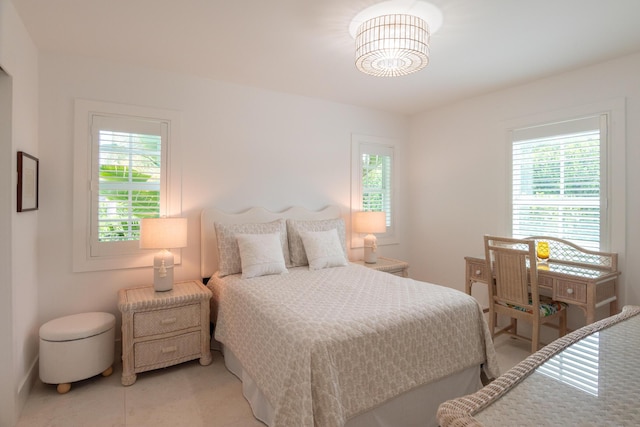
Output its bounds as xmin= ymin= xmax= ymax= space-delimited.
xmin=73 ymin=99 xmax=182 ymax=272
xmin=504 ymin=99 xmax=626 ymax=253
xmin=351 ymin=134 xmax=398 ymax=248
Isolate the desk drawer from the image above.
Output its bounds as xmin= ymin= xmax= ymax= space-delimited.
xmin=134 ymin=304 xmax=200 ymax=338
xmin=538 ymin=275 xmax=554 ymax=288
xmin=467 ymin=259 xmax=489 ymax=282
xmin=554 ymin=280 xmax=587 ymax=304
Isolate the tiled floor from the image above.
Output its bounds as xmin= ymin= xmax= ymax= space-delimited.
xmin=17 ymin=337 xmax=531 ymax=427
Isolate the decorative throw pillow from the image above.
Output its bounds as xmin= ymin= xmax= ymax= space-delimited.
xmin=287 ymin=218 xmax=347 ymax=266
xmin=215 ymin=219 xmax=290 ymax=277
xmin=299 ymin=229 xmax=349 ymax=270
xmin=236 ymin=233 xmax=288 ymax=279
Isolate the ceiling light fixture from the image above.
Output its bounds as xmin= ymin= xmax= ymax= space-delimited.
xmin=350 ymin=1 xmax=443 ymax=77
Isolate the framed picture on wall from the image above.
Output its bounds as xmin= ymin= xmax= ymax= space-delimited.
xmin=17 ymin=151 xmax=39 ymax=212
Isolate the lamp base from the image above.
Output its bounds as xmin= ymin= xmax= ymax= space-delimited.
xmin=153 ymin=250 xmax=174 ymax=292
xmin=363 ymin=234 xmax=377 ymax=264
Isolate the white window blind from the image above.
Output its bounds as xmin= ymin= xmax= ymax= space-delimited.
xmin=90 ymin=114 xmax=168 ymax=257
xmin=361 ymin=149 xmax=392 ymax=228
xmin=96 ymin=130 xmax=162 ymax=242
xmin=511 ymin=115 xmax=606 ymax=250
xmin=351 ymin=135 xmax=397 ymax=246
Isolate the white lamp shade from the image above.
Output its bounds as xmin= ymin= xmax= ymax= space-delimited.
xmin=353 ymin=211 xmax=386 ymax=234
xmin=139 ymin=217 xmax=188 ymax=249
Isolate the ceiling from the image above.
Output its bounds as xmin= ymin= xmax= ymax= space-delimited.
xmin=11 ymin=0 xmax=640 ymax=115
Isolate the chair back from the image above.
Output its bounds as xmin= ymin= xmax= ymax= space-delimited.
xmin=484 ymin=236 xmax=539 ymax=311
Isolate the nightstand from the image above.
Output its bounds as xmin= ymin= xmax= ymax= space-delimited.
xmin=118 ymin=280 xmax=213 ymax=386
xmin=353 ymin=256 xmax=409 ymax=277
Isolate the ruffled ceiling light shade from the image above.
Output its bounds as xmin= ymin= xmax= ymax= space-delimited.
xmin=355 ymin=14 xmax=430 ymax=77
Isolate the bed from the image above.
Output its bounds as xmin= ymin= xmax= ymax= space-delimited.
xmin=437 ymin=305 xmax=640 ymax=426
xmin=201 ymin=206 xmax=499 ymax=427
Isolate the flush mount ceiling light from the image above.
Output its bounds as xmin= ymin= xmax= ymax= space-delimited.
xmin=350 ymin=1 xmax=443 ymax=77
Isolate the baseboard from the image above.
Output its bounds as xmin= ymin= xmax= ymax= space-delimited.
xmin=17 ymin=355 xmax=38 ymax=419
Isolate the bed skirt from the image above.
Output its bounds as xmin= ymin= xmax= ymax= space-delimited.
xmin=222 ymin=345 xmax=481 ymax=427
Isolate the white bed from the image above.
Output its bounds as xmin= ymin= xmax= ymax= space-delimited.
xmin=201 ymin=206 xmax=499 ymax=427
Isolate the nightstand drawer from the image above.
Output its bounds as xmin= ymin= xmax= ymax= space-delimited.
xmin=388 ymin=269 xmax=406 ymax=277
xmin=554 ymin=280 xmax=587 ymax=304
xmin=134 ymin=304 xmax=200 ymax=337
xmin=134 ymin=332 xmax=201 ymax=368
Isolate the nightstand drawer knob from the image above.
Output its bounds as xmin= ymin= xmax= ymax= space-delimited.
xmin=161 ymin=346 xmax=178 ymax=354
xmin=161 ymin=317 xmax=177 ymax=325
xmin=475 ymin=269 xmax=482 ymax=275
xmin=567 ymin=288 xmax=574 ymax=294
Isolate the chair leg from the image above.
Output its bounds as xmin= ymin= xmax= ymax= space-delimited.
xmin=489 ymin=309 xmax=496 ymax=340
xmin=532 ymin=321 xmax=540 ymax=353
xmin=559 ymin=310 xmax=568 ymax=337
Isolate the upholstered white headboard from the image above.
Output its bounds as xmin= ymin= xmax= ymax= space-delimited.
xmin=200 ymin=205 xmax=343 ymax=279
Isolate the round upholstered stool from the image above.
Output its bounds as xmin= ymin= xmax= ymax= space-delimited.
xmin=39 ymin=312 xmax=116 ymax=394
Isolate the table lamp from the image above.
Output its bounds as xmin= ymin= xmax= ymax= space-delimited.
xmin=353 ymin=211 xmax=386 ymax=264
xmin=139 ymin=217 xmax=187 ymax=291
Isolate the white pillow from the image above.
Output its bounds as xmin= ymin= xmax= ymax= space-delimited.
xmin=215 ymin=219 xmax=290 ymax=277
xmin=299 ymin=229 xmax=348 ymax=270
xmin=236 ymin=233 xmax=288 ymax=279
xmin=287 ymin=218 xmax=347 ymax=266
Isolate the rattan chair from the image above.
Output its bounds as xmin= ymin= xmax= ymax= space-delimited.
xmin=484 ymin=235 xmax=568 ymax=353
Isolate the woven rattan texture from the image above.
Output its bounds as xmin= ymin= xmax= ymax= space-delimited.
xmin=118 ymin=280 xmax=212 ymax=385
xmin=525 ymin=236 xmax=616 ymax=269
xmin=134 ymin=331 xmax=201 ymax=367
xmin=371 ymin=258 xmax=409 ymax=273
xmin=118 ymin=281 xmax=211 ymax=312
xmin=133 ymin=304 xmax=200 ymax=337
xmin=437 ymin=305 xmax=640 ymax=426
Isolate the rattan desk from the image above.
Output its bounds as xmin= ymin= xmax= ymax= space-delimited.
xmin=465 ymin=255 xmax=620 ymax=325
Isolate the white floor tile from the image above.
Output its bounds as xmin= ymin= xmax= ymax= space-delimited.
xmin=17 ymin=343 xmax=529 ymax=426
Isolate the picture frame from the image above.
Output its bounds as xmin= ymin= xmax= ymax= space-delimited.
xmin=17 ymin=151 xmax=39 ymax=212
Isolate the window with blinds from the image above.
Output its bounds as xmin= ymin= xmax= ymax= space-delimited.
xmin=73 ymin=99 xmax=181 ymax=272
xmin=351 ymin=135 xmax=396 ymax=244
xmin=361 ymin=152 xmax=392 ymax=227
xmin=511 ymin=115 xmax=607 ymax=250
xmin=89 ymin=114 xmax=168 ymax=257
xmin=96 ymin=130 xmax=161 ymax=242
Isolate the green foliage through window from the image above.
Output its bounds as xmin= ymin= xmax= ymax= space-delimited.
xmin=362 ymin=153 xmax=391 ymax=227
xmin=512 ymin=121 xmax=602 ymax=250
xmin=97 ymin=131 xmax=161 ymax=242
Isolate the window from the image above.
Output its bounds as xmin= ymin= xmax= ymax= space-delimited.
xmin=73 ymin=100 xmax=181 ymax=272
xmin=361 ymin=151 xmax=392 ymax=224
xmin=510 ymin=115 xmax=607 ymax=250
xmin=351 ymin=134 xmax=396 ymax=244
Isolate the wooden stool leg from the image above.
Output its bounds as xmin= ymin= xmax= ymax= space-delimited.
xmin=102 ymin=366 xmax=113 ymax=377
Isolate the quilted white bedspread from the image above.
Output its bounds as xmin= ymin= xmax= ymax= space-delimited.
xmin=211 ymin=264 xmax=499 ymax=427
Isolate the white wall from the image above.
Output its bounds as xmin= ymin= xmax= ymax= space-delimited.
xmin=408 ymin=52 xmax=640 ymax=328
xmin=0 ymin=0 xmax=40 ymax=425
xmin=37 ymin=52 xmax=410 ymax=326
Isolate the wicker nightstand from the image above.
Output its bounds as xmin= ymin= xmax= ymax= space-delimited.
xmin=352 ymin=256 xmax=409 ymax=277
xmin=118 ymin=280 xmax=213 ymax=386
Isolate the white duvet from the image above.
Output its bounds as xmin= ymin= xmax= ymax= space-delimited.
xmin=210 ymin=263 xmax=499 ymax=427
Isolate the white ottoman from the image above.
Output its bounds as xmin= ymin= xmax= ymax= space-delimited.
xmin=39 ymin=312 xmax=116 ymax=394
